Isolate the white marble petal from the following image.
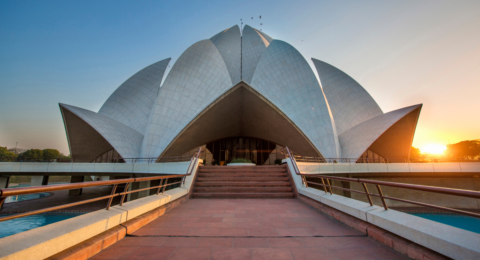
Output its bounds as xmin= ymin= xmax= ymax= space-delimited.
xmin=241 ymin=25 xmax=273 ymax=84
xmin=141 ymin=40 xmax=233 ymax=158
xmin=61 ymin=103 xmax=143 ymax=159
xmin=339 ymin=104 xmax=422 ymax=159
xmin=312 ymin=59 xmax=383 ymax=135
xmin=210 ymin=25 xmax=241 ymax=84
xmin=250 ymin=40 xmax=340 ymax=158
xmin=99 ymin=58 xmax=170 ymax=134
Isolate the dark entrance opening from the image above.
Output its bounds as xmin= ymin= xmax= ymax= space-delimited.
xmin=205 ymin=137 xmax=283 ymax=165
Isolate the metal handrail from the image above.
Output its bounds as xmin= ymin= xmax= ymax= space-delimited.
xmin=0 ymin=154 xmax=198 ymax=163
xmin=0 ymin=148 xmax=203 ymax=223
xmin=279 ymin=147 xmax=480 ymax=163
xmin=283 ymin=147 xmax=480 ymax=219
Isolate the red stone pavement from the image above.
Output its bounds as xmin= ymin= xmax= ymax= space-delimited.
xmin=90 ymin=199 xmax=408 ymax=260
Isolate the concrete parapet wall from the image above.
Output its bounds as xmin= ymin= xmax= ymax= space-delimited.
xmin=296 ymin=161 xmax=480 ymax=174
xmin=0 ymin=161 xmax=192 ymax=175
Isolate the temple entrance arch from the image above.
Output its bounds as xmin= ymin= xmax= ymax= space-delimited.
xmin=159 ymin=82 xmax=322 ymax=162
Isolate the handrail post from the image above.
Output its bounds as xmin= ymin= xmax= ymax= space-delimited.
xmin=156 ymin=179 xmax=164 ymax=195
xmin=106 ymin=184 xmax=118 ymax=210
xmin=361 ymin=183 xmax=373 ymax=206
xmin=320 ymin=178 xmax=328 ymax=193
xmin=285 ymin=147 xmax=301 ymax=176
xmin=120 ymin=183 xmax=130 ymax=206
xmin=325 ymin=178 xmax=333 ymax=195
xmin=0 ymin=197 xmax=6 ymax=209
xmin=376 ymin=185 xmax=388 ymax=210
xmin=162 ymin=178 xmax=169 ymax=194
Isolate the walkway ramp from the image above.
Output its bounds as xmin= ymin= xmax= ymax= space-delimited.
xmin=193 ymin=165 xmax=294 ymax=198
xmin=90 ymin=199 xmax=408 ymax=259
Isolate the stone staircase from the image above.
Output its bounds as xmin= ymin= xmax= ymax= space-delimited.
xmin=193 ymin=165 xmax=294 ymax=198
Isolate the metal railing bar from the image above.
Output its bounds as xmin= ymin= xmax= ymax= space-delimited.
xmin=305 ymin=181 xmax=370 ymax=196
xmin=378 ymin=195 xmax=480 ymax=218
xmin=0 ymin=194 xmax=117 ymax=222
xmin=376 ymin=185 xmax=388 ymax=210
xmin=121 ymin=181 xmax=183 ymax=195
xmin=0 ymin=180 xmax=184 ymax=223
xmin=284 ymin=146 xmax=480 ymax=219
xmin=0 ymin=175 xmax=187 ymax=197
xmin=320 ymin=178 xmax=328 ymax=193
xmin=362 ymin=183 xmax=373 ymax=206
xmin=305 ymin=180 xmax=480 ymax=218
xmin=120 ymin=183 xmax=130 ymax=206
xmin=106 ymin=184 xmax=118 ymax=210
xmin=0 ymin=148 xmax=204 ymax=223
xmin=304 ymin=175 xmax=480 ymax=199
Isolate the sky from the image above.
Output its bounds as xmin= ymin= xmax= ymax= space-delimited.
xmin=1 ymin=0 xmax=479 ymax=155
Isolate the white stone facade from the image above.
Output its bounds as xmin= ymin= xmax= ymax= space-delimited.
xmin=60 ymin=25 xmax=422 ymax=162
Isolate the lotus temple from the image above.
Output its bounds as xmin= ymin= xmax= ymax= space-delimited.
xmin=59 ymin=25 xmax=422 ymax=164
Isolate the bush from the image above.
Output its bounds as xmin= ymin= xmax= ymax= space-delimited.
xmin=230 ymin=158 xmax=253 ymax=164
xmin=274 ymin=159 xmax=282 ymax=165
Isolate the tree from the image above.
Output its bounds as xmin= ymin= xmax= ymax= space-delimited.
xmin=0 ymin=147 xmax=17 ymax=161
xmin=410 ymin=146 xmax=422 ymax=160
xmin=445 ymin=140 xmax=480 ymax=160
xmin=19 ymin=149 xmax=44 ymax=161
xmin=43 ymin=149 xmax=60 ymax=161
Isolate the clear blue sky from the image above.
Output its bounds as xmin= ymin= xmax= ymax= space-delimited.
xmin=1 ymin=0 xmax=479 ymax=155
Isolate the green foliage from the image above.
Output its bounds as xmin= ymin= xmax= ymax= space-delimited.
xmin=274 ymin=159 xmax=282 ymax=165
xmin=0 ymin=147 xmax=17 ymax=161
xmin=445 ymin=140 xmax=480 ymax=160
xmin=15 ymin=148 xmax=67 ymax=161
xmin=19 ymin=149 xmax=44 ymax=160
xmin=410 ymin=146 xmax=422 ymax=160
xmin=230 ymin=158 xmax=253 ymax=163
xmin=43 ymin=149 xmax=60 ymax=160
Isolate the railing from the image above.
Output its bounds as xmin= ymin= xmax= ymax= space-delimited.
xmin=283 ymin=147 xmax=480 ymax=219
xmin=0 ymin=154 xmax=197 ymax=163
xmin=281 ymin=148 xmax=480 ymax=163
xmin=0 ymin=148 xmax=202 ymax=223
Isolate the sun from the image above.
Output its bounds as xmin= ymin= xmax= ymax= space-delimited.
xmin=421 ymin=144 xmax=447 ymax=154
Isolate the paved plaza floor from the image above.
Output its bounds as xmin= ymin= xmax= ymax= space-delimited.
xmin=91 ymin=199 xmax=407 ymax=260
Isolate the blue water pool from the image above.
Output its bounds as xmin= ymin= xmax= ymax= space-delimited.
xmin=411 ymin=213 xmax=480 ymax=234
xmin=5 ymin=183 xmax=67 ymax=203
xmin=4 ymin=193 xmax=50 ymax=203
xmin=0 ymin=213 xmax=85 ymax=238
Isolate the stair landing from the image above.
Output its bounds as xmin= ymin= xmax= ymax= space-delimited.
xmin=89 ymin=199 xmax=408 ymax=260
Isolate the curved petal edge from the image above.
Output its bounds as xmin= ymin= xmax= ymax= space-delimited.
xmin=99 ymin=58 xmax=171 ymax=134
xmin=60 ymin=103 xmax=143 ymax=161
xmin=339 ymin=104 xmax=422 ymax=160
xmin=312 ymin=59 xmax=383 ymax=135
xmin=251 ymin=40 xmax=340 ymax=158
xmin=141 ymin=39 xmax=233 ymax=158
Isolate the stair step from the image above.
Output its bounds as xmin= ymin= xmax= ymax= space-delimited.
xmin=198 ymin=173 xmax=287 ymax=178
xmin=200 ymin=166 xmax=285 ymax=169
xmin=199 ymin=169 xmax=286 ymax=173
xmin=194 ymin=166 xmax=293 ymax=199
xmin=193 ymin=193 xmax=294 ymax=198
xmin=197 ymin=177 xmax=289 ymax=182
xmin=195 ymin=182 xmax=291 ymax=187
xmin=195 ymin=187 xmax=292 ymax=192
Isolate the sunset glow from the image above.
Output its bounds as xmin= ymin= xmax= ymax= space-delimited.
xmin=421 ymin=144 xmax=447 ymax=155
